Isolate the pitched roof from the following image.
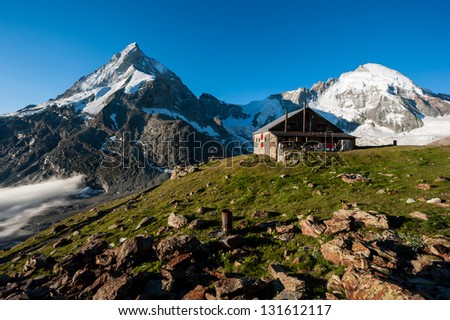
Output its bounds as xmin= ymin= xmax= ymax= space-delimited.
xmin=254 ymin=107 xmax=356 ymax=139
xmin=254 ymin=109 xmax=302 ymax=134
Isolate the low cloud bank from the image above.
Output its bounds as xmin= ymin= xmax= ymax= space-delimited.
xmin=0 ymin=175 xmax=84 ymax=240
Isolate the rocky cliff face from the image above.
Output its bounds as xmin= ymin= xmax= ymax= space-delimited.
xmin=0 ymin=43 xmax=246 ymax=193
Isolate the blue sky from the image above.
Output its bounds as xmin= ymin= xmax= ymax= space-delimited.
xmin=1 ymin=0 xmax=450 ymax=113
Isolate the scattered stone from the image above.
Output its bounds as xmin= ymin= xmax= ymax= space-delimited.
xmin=331 ymin=209 xmax=389 ymax=230
xmin=341 ymin=268 xmax=424 ymax=300
xmin=307 ymin=183 xmax=315 ymax=188
xmin=327 ymin=274 xmax=344 ymax=294
xmin=325 ymin=292 xmax=339 ymax=300
xmin=107 ymin=224 xmax=119 ymax=230
xmin=416 ymin=183 xmax=431 ymax=190
xmin=93 ymin=275 xmax=132 ymax=300
xmin=167 ymin=212 xmax=188 ymax=229
xmin=53 ymin=237 xmax=70 ymax=248
xmin=406 ymin=198 xmax=416 ymax=204
xmin=275 ymin=224 xmax=295 ymax=234
xmin=276 ymin=290 xmax=304 ymax=300
xmin=376 ymin=189 xmax=386 ymax=194
xmin=161 ymin=253 xmax=193 ymax=280
xmin=422 ymin=236 xmax=450 ymax=262
xmin=195 ymin=207 xmax=208 ymax=214
xmin=182 ymin=285 xmax=208 ymax=300
xmin=276 ymin=233 xmax=295 ymax=242
xmin=53 ymin=224 xmax=67 ymax=233
xmin=219 ymin=235 xmax=243 ymax=250
xmin=252 ymin=211 xmax=271 ymax=219
xmin=23 ymin=253 xmax=48 ymax=273
xmin=338 ymin=174 xmax=371 ymax=184
xmin=321 ymin=237 xmax=349 ymax=266
xmin=78 ymin=239 xmax=109 ymax=265
xmin=324 ymin=217 xmax=351 ymax=235
xmin=135 ymin=217 xmax=156 ymax=230
xmin=156 ymin=235 xmax=201 ymax=262
xmin=188 ymin=219 xmax=206 ymax=230
xmin=351 ymin=241 xmax=371 ymax=258
xmin=170 ymin=165 xmax=199 ymax=180
xmin=71 ymin=268 xmax=96 ymax=290
xmin=214 ymin=277 xmax=266 ymax=299
xmin=116 ymin=236 xmax=154 ymax=270
xmin=409 ymin=211 xmax=428 ymax=221
xmin=269 ymin=264 xmax=305 ymax=292
xmin=95 ymin=250 xmax=116 ymax=267
xmin=279 ymin=174 xmax=287 ymax=179
xmin=435 ymin=176 xmax=449 ymax=182
xmin=426 ymin=198 xmax=441 ymax=204
xmin=411 ymin=254 xmax=443 ymax=274
xmin=299 ymin=215 xmax=326 ymax=238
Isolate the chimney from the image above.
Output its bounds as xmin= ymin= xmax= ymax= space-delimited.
xmin=284 ymin=108 xmax=288 ymax=132
xmin=303 ymin=100 xmax=307 ymax=133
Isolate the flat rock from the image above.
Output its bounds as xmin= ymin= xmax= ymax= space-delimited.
xmin=115 ymin=236 xmax=154 ymax=270
xmin=219 ymin=235 xmax=243 ymax=249
xmin=156 ymin=235 xmax=201 ymax=262
xmin=299 ymin=215 xmax=326 ymax=238
xmin=214 ymin=277 xmax=266 ymax=299
xmin=342 ymin=268 xmax=424 ymax=300
xmin=167 ymin=213 xmax=188 ymax=229
xmin=182 ymin=285 xmax=208 ymax=300
xmin=409 ymin=211 xmax=428 ymax=221
xmin=93 ymin=275 xmax=132 ymax=300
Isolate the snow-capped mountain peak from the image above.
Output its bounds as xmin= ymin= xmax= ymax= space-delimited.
xmin=31 ymin=43 xmax=174 ymax=115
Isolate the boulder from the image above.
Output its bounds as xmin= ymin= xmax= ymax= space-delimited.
xmin=268 ymin=264 xmax=305 ymax=292
xmin=330 ymin=209 xmax=389 ymax=230
xmin=135 ymin=216 xmax=156 ymax=230
xmin=23 ymin=253 xmax=48 ymax=273
xmin=338 ymin=174 xmax=371 ymax=183
xmin=93 ymin=275 xmax=133 ymax=300
xmin=170 ymin=165 xmax=199 ymax=180
xmin=156 ymin=235 xmax=201 ymax=262
xmin=275 ymin=224 xmax=295 ymax=234
xmin=409 ymin=211 xmax=428 ymax=221
xmin=167 ymin=213 xmax=188 ymax=229
xmin=411 ymin=254 xmax=443 ymax=274
xmin=71 ymin=268 xmax=96 ymax=290
xmin=115 ymin=236 xmax=154 ymax=270
xmin=275 ymin=290 xmax=304 ymax=300
xmin=320 ymin=237 xmax=348 ymax=266
xmin=219 ymin=235 xmax=243 ymax=250
xmin=161 ymin=253 xmax=193 ymax=280
xmin=422 ymin=237 xmax=450 ymax=262
xmin=188 ymin=219 xmax=206 ymax=230
xmin=214 ymin=277 xmax=266 ymax=299
xmin=79 ymin=239 xmax=109 ymax=264
xmin=182 ymin=285 xmax=208 ymax=300
xmin=416 ymin=183 xmax=431 ymax=190
xmin=324 ymin=217 xmax=351 ymax=235
xmin=299 ymin=215 xmax=326 ymax=238
xmin=341 ymin=268 xmax=424 ymax=300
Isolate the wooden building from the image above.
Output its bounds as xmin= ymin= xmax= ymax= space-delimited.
xmin=253 ymin=104 xmax=356 ymax=161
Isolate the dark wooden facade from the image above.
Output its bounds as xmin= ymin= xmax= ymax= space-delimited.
xmin=253 ymin=107 xmax=356 ymax=160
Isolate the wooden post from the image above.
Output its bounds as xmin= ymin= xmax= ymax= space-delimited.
xmin=221 ymin=209 xmax=233 ymax=234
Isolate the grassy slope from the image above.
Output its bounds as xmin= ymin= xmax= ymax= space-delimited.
xmin=1 ymin=146 xmax=449 ymax=292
